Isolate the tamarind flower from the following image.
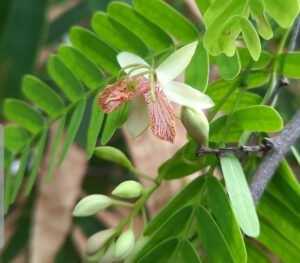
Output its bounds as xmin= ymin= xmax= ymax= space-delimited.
xmin=98 ymin=41 xmax=214 ymax=143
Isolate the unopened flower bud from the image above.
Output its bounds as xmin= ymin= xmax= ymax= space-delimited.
xmin=85 ymin=228 xmax=116 ymax=255
xmin=180 ymin=106 xmax=209 ymax=146
xmin=113 ymin=229 xmax=135 ymax=260
xmin=124 ymin=234 xmax=150 ymax=263
xmin=112 ymin=180 xmax=145 ymax=199
xmin=73 ymin=195 xmax=112 ymax=217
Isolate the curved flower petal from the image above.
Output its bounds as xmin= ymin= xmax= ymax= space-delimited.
xmin=156 ymin=41 xmax=198 ymax=82
xmin=144 ymin=89 xmax=176 ymax=143
xmin=161 ymin=80 xmax=214 ymax=111
xmin=117 ymin=52 xmax=150 ymax=75
xmin=126 ymin=96 xmax=149 ymax=138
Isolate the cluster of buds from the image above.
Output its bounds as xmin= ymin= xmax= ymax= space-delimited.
xmin=72 ymin=180 xmax=146 ymax=262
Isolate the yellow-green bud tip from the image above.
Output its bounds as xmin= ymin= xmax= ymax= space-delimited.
xmin=112 ymin=180 xmax=145 ymax=199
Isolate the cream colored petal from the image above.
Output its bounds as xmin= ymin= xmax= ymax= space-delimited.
xmin=117 ymin=52 xmax=150 ymax=76
xmin=156 ymin=41 xmax=198 ymax=81
xmin=126 ymin=96 xmax=149 ymax=138
xmin=161 ymin=80 xmax=214 ymax=111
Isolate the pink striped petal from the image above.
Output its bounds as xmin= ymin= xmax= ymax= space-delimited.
xmin=144 ymin=88 xmax=176 ymax=143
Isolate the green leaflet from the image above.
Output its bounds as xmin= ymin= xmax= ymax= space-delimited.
xmin=46 ymin=115 xmax=66 ymax=182
xmin=240 ymin=17 xmax=261 ymax=61
xmin=58 ymin=99 xmax=87 ymax=167
xmin=4 ymin=126 xmax=29 ymax=152
xmin=185 ymin=42 xmax=209 ymax=93
xmin=207 ymin=176 xmax=246 ymax=263
xmin=108 ymin=3 xmax=173 ymax=52
xmin=47 ymin=55 xmax=84 ymax=102
xmin=216 ymin=51 xmax=241 ymax=80
xmin=144 ymin=175 xmax=205 ymax=236
xmin=134 ymin=206 xmax=194 ymax=262
xmin=250 ymin=0 xmax=273 ymax=40
xmin=3 ymin=99 xmax=44 ymax=134
xmin=262 ymin=0 xmax=299 ymax=28
xmin=70 ymin=27 xmax=119 ymax=74
xmin=58 ymin=45 xmax=104 ymax=89
xmin=256 ymin=218 xmax=300 ymax=263
xmin=258 ymin=192 xmax=300 ymax=248
xmin=10 ymin=145 xmax=30 ymax=204
xmin=181 ymin=240 xmax=202 ymax=263
xmin=87 ymin=96 xmax=104 ymax=159
xmin=245 ymin=239 xmax=273 ymax=263
xmin=22 ymin=75 xmax=65 ymax=118
xmin=136 ymin=237 xmax=179 ymax=263
xmin=233 ymin=105 xmax=283 ymax=132
xmin=195 ymin=0 xmax=211 ymax=16
xmin=4 ymin=161 xmax=13 ymax=214
xmin=25 ymin=129 xmax=48 ymax=195
xmin=133 ymin=0 xmax=199 ymax=42
xmin=203 ymin=0 xmax=245 ymax=56
xmin=94 ymin=146 xmax=133 ymax=170
xmin=196 ymin=206 xmax=235 ymax=263
xmin=278 ymin=52 xmax=300 ymax=79
xmin=92 ymin=12 xmax=149 ymax=58
xmin=209 ymin=115 xmax=243 ymax=143
xmin=100 ymin=103 xmax=128 ymax=145
xmin=237 ymin=47 xmax=271 ymax=68
xmin=220 ymin=154 xmax=260 ymax=237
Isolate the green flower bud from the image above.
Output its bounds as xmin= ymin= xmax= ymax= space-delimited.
xmin=124 ymin=234 xmax=150 ymax=263
xmin=180 ymin=106 xmax=209 ymax=146
xmin=113 ymin=229 xmax=135 ymax=260
xmin=99 ymin=242 xmax=116 ymax=263
xmin=94 ymin=146 xmax=133 ymax=170
xmin=73 ymin=195 xmax=112 ymax=217
xmin=112 ymin=180 xmax=145 ymax=199
xmin=85 ymin=228 xmax=117 ymax=255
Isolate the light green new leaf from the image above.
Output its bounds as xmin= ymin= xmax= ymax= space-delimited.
xmin=233 ymin=105 xmax=283 ymax=132
xmin=262 ymin=0 xmax=299 ymax=28
xmin=58 ymin=45 xmax=104 ymax=89
xmin=240 ymin=17 xmax=261 ymax=61
xmin=4 ymin=99 xmax=44 ymax=134
xmin=258 ymin=192 xmax=300 ymax=248
xmin=94 ymin=146 xmax=133 ymax=170
xmin=185 ymin=42 xmax=209 ymax=93
xmin=134 ymin=0 xmax=199 ymax=42
xmin=92 ymin=12 xmax=149 ymax=58
xmin=256 ymin=218 xmax=300 ymax=263
xmin=101 ymin=103 xmax=128 ymax=145
xmin=48 ymin=55 xmax=84 ymax=102
xmin=250 ymin=0 xmax=273 ymax=39
xmin=181 ymin=240 xmax=202 ymax=263
xmin=237 ymin=47 xmax=271 ymax=68
xmin=70 ymin=27 xmax=119 ymax=74
xmin=196 ymin=206 xmax=235 ymax=263
xmin=46 ymin=115 xmax=66 ymax=182
xmin=87 ymin=96 xmax=104 ymax=159
xmin=144 ymin=175 xmax=205 ymax=236
xmin=245 ymin=239 xmax=273 ymax=263
xmin=136 ymin=238 xmax=179 ymax=263
xmin=10 ymin=145 xmax=30 ymax=204
xmin=216 ymin=51 xmax=241 ymax=80
xmin=203 ymin=0 xmax=231 ymax=29
xmin=58 ymin=99 xmax=86 ymax=167
xmin=220 ymin=154 xmax=260 ymax=237
xmin=108 ymin=3 xmax=173 ymax=52
xmin=4 ymin=126 xmax=29 ymax=152
xmin=278 ymin=52 xmax=300 ymax=79
xmin=135 ymin=206 xmax=194 ymax=262
xmin=195 ymin=0 xmax=211 ymax=16
xmin=210 ymin=115 xmax=243 ymax=143
xmin=22 ymin=75 xmax=65 ymax=118
xmin=25 ymin=129 xmax=48 ymax=195
xmin=207 ymin=176 xmax=246 ymax=263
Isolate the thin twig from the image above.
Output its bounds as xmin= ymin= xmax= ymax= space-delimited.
xmin=196 ymin=144 xmax=269 ymax=158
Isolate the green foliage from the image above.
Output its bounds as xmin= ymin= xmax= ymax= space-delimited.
xmin=2 ymin=0 xmax=300 ymax=262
